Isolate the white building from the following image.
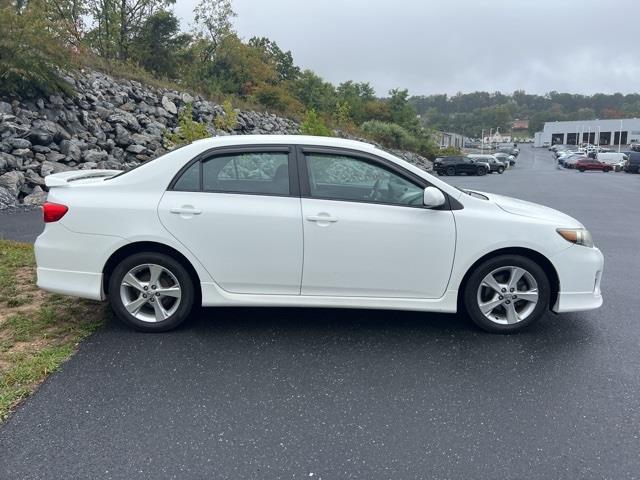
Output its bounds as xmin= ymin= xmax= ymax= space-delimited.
xmin=438 ymin=132 xmax=465 ymax=149
xmin=534 ymin=118 xmax=640 ymax=147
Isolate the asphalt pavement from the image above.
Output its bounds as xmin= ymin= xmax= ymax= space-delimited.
xmin=1 ymin=145 xmax=639 ymax=479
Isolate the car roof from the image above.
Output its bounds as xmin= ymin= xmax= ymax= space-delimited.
xmin=192 ymin=134 xmax=375 ymax=151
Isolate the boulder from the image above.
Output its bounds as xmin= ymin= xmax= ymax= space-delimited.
xmin=46 ymin=151 xmax=67 ymax=163
xmin=0 ymin=101 xmax=12 ymax=114
xmin=126 ymin=144 xmax=146 ymax=154
xmin=0 ymin=186 xmax=17 ymax=209
xmin=8 ymin=138 xmax=32 ymax=149
xmin=40 ymin=161 xmax=72 ymax=177
xmin=0 ymin=152 xmax=20 ymax=170
xmin=11 ymin=148 xmax=34 ymax=160
xmin=162 ymin=95 xmax=178 ymax=115
xmin=27 ymin=128 xmax=54 ymax=145
xmin=0 ymin=170 xmax=25 ymax=197
xmin=23 ymin=185 xmax=47 ymax=206
xmin=59 ymin=139 xmax=82 ymax=161
xmin=83 ymin=149 xmax=108 ymax=163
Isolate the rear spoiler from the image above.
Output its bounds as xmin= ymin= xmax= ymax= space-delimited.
xmin=44 ymin=170 xmax=122 ymax=188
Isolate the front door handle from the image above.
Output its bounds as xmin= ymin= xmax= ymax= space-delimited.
xmin=170 ymin=206 xmax=202 ymax=215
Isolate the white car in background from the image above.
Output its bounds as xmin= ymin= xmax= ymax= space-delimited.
xmin=596 ymin=152 xmax=628 ymax=171
xmin=35 ymin=136 xmax=604 ymax=333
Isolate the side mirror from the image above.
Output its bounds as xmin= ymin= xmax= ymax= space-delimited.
xmin=423 ymin=186 xmax=446 ymax=209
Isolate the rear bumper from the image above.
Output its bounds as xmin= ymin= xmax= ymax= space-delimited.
xmin=36 ymin=267 xmax=104 ymax=301
xmin=35 ymin=222 xmax=121 ymax=301
xmin=552 ymin=245 xmax=604 ymax=313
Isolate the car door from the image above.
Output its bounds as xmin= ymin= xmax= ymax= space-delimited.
xmin=298 ymin=147 xmax=456 ymax=298
xmin=158 ymin=146 xmax=303 ymax=295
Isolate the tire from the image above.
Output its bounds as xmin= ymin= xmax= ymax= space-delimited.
xmin=462 ymin=254 xmax=551 ymax=333
xmin=108 ymin=252 xmax=196 ymax=332
xmin=578 ymin=168 xmax=585 ymax=172
xmin=446 ymin=166 xmax=456 ymax=176
xmin=603 ymin=168 xmax=610 ymax=173
xmin=477 ymin=166 xmax=487 ymax=176
xmin=497 ymin=166 xmax=505 ymax=174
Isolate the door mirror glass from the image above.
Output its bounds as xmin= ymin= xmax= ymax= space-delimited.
xmin=423 ymin=187 xmax=445 ymax=208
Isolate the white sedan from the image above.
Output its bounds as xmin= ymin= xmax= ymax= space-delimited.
xmin=35 ymin=135 xmax=603 ymax=333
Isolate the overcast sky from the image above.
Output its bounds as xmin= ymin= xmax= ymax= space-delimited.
xmin=174 ymin=0 xmax=639 ymax=97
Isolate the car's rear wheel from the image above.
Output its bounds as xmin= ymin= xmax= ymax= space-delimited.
xmin=463 ymin=255 xmax=550 ymax=333
xmin=497 ymin=166 xmax=505 ymax=174
xmin=446 ymin=166 xmax=456 ymax=176
xmin=108 ymin=252 xmax=195 ymax=332
xmin=578 ymin=168 xmax=585 ymax=172
xmin=603 ymin=167 xmax=611 ymax=172
xmin=477 ymin=166 xmax=487 ymax=176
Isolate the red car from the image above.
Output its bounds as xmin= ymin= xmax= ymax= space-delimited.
xmin=576 ymin=159 xmax=612 ymax=173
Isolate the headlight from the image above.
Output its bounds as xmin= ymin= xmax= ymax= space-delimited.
xmin=557 ymin=228 xmax=594 ymax=248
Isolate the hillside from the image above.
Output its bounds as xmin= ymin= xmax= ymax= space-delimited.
xmin=0 ymin=69 xmax=432 ymax=208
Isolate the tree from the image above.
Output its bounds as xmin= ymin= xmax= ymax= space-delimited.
xmin=300 ymin=110 xmax=332 ymax=136
xmin=0 ymin=0 xmax=72 ymax=97
xmin=193 ymin=0 xmax=236 ymax=52
xmin=292 ymin=70 xmax=336 ymax=113
xmin=388 ymin=88 xmax=419 ymax=132
xmin=88 ymin=0 xmax=173 ymax=61
xmin=131 ymin=10 xmax=190 ymax=77
xmin=44 ymin=0 xmax=87 ymax=48
xmin=248 ymin=36 xmax=300 ymax=82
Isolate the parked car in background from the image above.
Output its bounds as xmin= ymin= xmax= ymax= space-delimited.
xmin=623 ymin=151 xmax=640 ymax=173
xmin=542 ymin=141 xmax=550 ymax=148
xmin=497 ymin=146 xmax=519 ymax=157
xmin=576 ymin=159 xmax=612 ymax=172
xmin=493 ymin=152 xmax=516 ymax=166
xmin=434 ymin=156 xmax=489 ymax=176
xmin=563 ymin=155 xmax=587 ymax=169
xmin=34 ymin=135 xmax=604 ymax=334
xmin=596 ymin=152 xmax=628 ymax=171
xmin=467 ymin=154 xmax=506 ymax=174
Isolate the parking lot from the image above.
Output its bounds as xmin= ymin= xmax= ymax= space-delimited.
xmin=0 ymin=145 xmax=639 ymax=479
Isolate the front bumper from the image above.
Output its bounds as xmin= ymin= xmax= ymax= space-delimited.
xmin=551 ymin=245 xmax=604 ymax=313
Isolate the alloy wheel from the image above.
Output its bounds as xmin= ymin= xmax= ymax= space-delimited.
xmin=476 ymin=266 xmax=539 ymax=325
xmin=119 ymin=263 xmax=182 ymax=323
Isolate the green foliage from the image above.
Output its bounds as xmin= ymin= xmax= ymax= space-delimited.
xmin=0 ymin=0 xmax=72 ymax=97
xmin=438 ymin=146 xmax=462 ymax=156
xmin=293 ymin=70 xmax=337 ymax=112
xmin=248 ymin=37 xmax=300 ymax=82
xmin=251 ymin=84 xmax=303 ymax=114
xmin=360 ymin=120 xmax=416 ymax=150
xmin=131 ymin=10 xmax=190 ymax=77
xmin=214 ymin=99 xmax=238 ymax=131
xmin=300 ymin=110 xmax=333 ymax=137
xmin=334 ymin=101 xmax=352 ymax=128
xmin=164 ymin=103 xmax=209 ymax=148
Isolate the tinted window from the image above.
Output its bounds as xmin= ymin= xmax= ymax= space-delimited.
xmin=202 ymin=152 xmax=290 ymax=195
xmin=173 ymin=162 xmax=200 ymax=191
xmin=305 ymin=153 xmax=423 ymax=206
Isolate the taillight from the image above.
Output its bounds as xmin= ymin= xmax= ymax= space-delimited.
xmin=43 ymin=202 xmax=68 ymax=223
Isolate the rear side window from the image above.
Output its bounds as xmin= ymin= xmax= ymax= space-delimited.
xmin=173 ymin=162 xmax=200 ymax=191
xmin=202 ymin=152 xmax=290 ymax=195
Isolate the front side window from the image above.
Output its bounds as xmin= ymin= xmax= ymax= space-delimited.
xmin=202 ymin=152 xmax=290 ymax=195
xmin=305 ymin=153 xmax=423 ymax=206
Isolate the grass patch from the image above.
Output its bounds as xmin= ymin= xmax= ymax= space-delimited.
xmin=0 ymin=240 xmax=106 ymax=422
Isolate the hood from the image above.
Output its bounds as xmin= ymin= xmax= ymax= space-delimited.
xmin=470 ymin=190 xmax=583 ymax=227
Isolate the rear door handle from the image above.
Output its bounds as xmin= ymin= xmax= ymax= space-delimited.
xmin=306 ymin=214 xmax=338 ymax=223
xmin=170 ymin=206 xmax=202 ymax=215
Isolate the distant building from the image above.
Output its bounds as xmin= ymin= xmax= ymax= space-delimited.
xmin=534 ymin=118 xmax=640 ymax=147
xmin=438 ymin=132 xmax=465 ymax=149
xmin=512 ymin=119 xmax=529 ymax=131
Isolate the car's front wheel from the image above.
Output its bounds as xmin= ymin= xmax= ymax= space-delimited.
xmin=477 ymin=166 xmax=487 ymax=176
xmin=446 ymin=166 xmax=456 ymax=176
xmin=108 ymin=252 xmax=195 ymax=332
xmin=463 ymin=255 xmax=550 ymax=333
xmin=497 ymin=166 xmax=505 ymax=174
